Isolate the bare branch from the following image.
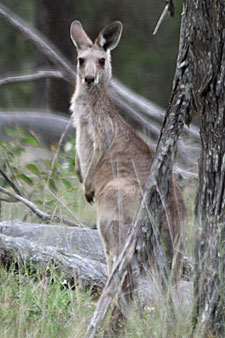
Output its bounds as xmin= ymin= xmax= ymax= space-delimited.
xmin=0 ymin=186 xmax=79 ymax=227
xmin=153 ymin=1 xmax=175 ymax=36
xmin=0 ymin=167 xmax=23 ymax=196
xmin=168 ymin=0 xmax=175 ymax=17
xmin=0 ymin=70 xmax=63 ymax=87
xmin=153 ymin=4 xmax=170 ymax=36
xmin=0 ymin=3 xmax=75 ymax=85
xmin=0 ymin=198 xmax=18 ymax=203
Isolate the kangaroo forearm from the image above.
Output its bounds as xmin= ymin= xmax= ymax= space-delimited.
xmin=75 ymin=153 xmax=83 ymax=183
xmin=84 ymin=146 xmax=103 ymax=184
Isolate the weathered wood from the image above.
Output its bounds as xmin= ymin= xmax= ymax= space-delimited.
xmin=186 ymin=1 xmax=225 ymax=336
xmin=0 ymin=221 xmax=105 ymax=262
xmin=0 ymin=222 xmax=107 ymax=290
xmin=0 ymin=111 xmax=74 ymax=147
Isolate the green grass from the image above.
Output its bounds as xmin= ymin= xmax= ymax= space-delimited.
xmin=0 ymin=134 xmax=97 ymax=337
xmin=0 ymin=264 xmax=95 ymax=338
xmin=0 ymin=262 xmax=195 ymax=338
xmin=0 ymin=132 xmax=200 ymax=337
xmin=0 ymin=131 xmax=96 ymax=226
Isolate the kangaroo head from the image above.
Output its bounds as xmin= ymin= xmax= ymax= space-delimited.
xmin=70 ymin=21 xmax=123 ymax=89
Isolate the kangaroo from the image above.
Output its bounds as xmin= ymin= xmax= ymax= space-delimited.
xmin=70 ymin=20 xmax=186 ymax=276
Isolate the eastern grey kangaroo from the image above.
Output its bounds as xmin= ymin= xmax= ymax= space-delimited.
xmin=70 ymin=20 xmax=186 ymax=276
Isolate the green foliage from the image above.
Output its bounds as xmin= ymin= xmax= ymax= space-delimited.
xmin=0 ymin=133 xmax=198 ymax=337
xmin=0 ymin=129 xmax=96 ymax=225
xmin=0 ymin=261 xmax=195 ymax=338
xmin=0 ymin=263 xmax=94 ymax=338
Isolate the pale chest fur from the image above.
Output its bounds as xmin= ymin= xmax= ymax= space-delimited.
xmin=71 ymin=96 xmax=95 ymax=180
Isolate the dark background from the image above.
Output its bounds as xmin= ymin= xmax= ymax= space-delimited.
xmin=0 ymin=0 xmax=182 ymax=113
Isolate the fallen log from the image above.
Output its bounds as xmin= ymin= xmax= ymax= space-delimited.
xmin=0 ymin=110 xmax=74 ymax=147
xmin=0 ymin=221 xmax=104 ymax=259
xmin=0 ymin=222 xmax=107 ymax=291
xmin=0 ymin=221 xmax=105 ymax=262
xmin=0 ymin=221 xmax=193 ymax=313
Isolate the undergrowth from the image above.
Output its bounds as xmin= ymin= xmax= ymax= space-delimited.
xmin=0 ymin=129 xmax=96 ymax=225
xmin=0 ymin=129 xmax=199 ymax=337
xmin=0 ymin=263 xmax=94 ymax=338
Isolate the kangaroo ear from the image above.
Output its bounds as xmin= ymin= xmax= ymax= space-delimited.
xmin=95 ymin=21 xmax=123 ymax=51
xmin=70 ymin=21 xmax=93 ymax=50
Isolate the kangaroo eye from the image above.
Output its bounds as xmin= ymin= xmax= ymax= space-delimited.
xmin=78 ymin=57 xmax=84 ymax=66
xmin=99 ymin=58 xmax=105 ymax=66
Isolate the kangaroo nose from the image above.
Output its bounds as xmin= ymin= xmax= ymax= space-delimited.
xmin=85 ymin=75 xmax=95 ymax=85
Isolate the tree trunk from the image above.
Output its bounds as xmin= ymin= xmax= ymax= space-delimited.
xmin=187 ymin=1 xmax=225 ymax=336
xmin=34 ymin=0 xmax=75 ymax=113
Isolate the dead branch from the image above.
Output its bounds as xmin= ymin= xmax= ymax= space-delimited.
xmin=0 ymin=110 xmax=74 ymax=147
xmin=0 ymin=186 xmax=79 ymax=227
xmin=0 ymin=198 xmax=18 ymax=203
xmin=0 ymin=167 xmax=23 ymax=196
xmin=0 ymin=3 xmax=75 ymax=84
xmin=0 ymin=70 xmax=63 ymax=87
xmin=153 ymin=3 xmax=170 ymax=36
xmin=153 ymin=1 xmax=175 ymax=36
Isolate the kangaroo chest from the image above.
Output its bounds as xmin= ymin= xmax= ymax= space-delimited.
xmin=72 ymin=101 xmax=95 ymax=180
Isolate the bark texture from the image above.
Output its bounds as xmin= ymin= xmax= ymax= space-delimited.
xmin=185 ymin=1 xmax=225 ymax=336
xmin=0 ymin=222 xmax=107 ymax=291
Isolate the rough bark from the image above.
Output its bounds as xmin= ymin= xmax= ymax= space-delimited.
xmin=188 ymin=1 xmax=225 ymax=336
xmin=0 ymin=222 xmax=107 ymax=291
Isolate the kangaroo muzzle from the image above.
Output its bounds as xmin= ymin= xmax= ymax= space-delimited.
xmin=84 ymin=75 xmax=95 ymax=85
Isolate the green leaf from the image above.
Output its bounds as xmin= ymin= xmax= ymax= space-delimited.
xmin=45 ymin=200 xmax=56 ymax=207
xmin=5 ymin=128 xmax=15 ymax=137
xmin=49 ymin=178 xmax=57 ymax=191
xmin=26 ymin=163 xmax=41 ymax=176
xmin=21 ymin=137 xmax=39 ymax=146
xmin=62 ymin=178 xmax=73 ymax=189
xmin=33 ymin=199 xmax=42 ymax=206
xmin=19 ymin=173 xmax=33 ymax=186
xmin=17 ymin=128 xmax=24 ymax=136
